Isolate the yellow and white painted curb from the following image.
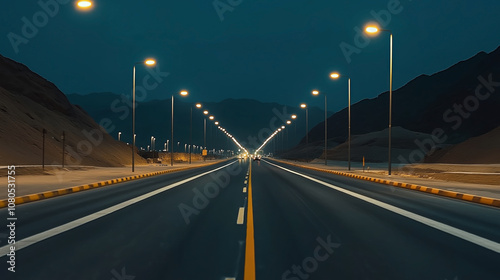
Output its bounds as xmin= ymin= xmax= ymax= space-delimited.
xmin=272 ymin=159 xmax=500 ymax=208
xmin=0 ymin=161 xmax=222 ymax=208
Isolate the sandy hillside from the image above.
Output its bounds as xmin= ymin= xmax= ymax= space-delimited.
xmin=426 ymin=126 xmax=500 ymax=164
xmin=0 ymin=55 xmax=146 ymax=167
xmin=323 ymin=127 xmax=442 ymax=163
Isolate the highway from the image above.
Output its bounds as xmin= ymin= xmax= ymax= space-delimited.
xmin=1 ymin=158 xmax=500 ymax=279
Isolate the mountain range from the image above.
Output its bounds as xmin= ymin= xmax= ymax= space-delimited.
xmin=66 ymin=94 xmax=328 ymax=152
xmin=301 ymin=46 xmax=500 ymax=163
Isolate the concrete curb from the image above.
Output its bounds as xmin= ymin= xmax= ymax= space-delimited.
xmin=0 ymin=161 xmax=222 ymax=208
xmin=271 ymin=159 xmax=500 ymax=208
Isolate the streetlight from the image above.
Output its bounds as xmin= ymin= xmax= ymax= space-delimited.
xmin=118 ymin=131 xmax=121 ymax=141
xmin=190 ymin=103 xmax=202 ymax=164
xmin=203 ymin=110 xmax=209 ymax=149
xmin=330 ymin=72 xmax=352 ymax=171
xmin=312 ymin=90 xmax=328 ymax=165
xmin=208 ymin=116 xmax=215 ymax=154
xmin=365 ymin=23 xmax=393 ymax=175
xmin=291 ymin=114 xmax=297 ymax=142
xmin=300 ymin=103 xmax=309 ymax=146
xmin=132 ymin=58 xmax=156 ymax=172
xmin=76 ymin=0 xmax=93 ymax=10
xmin=171 ymin=90 xmax=189 ymax=166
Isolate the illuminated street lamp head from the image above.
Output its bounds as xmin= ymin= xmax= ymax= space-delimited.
xmin=76 ymin=1 xmax=93 ymax=9
xmin=278 ymin=128 xmax=281 ymax=131
xmin=365 ymin=24 xmax=380 ymax=35
xmin=286 ymin=120 xmax=291 ymax=125
xmin=180 ymin=90 xmax=188 ymax=96
xmin=209 ymin=116 xmax=215 ymax=120
xmin=330 ymin=72 xmax=340 ymax=79
xmin=291 ymin=114 xmax=297 ymax=119
xmin=215 ymin=121 xmax=219 ymax=125
xmin=144 ymin=59 xmax=156 ymax=66
xmin=196 ymin=103 xmax=202 ymax=108
xmin=281 ymin=125 xmax=285 ymax=129
xmin=312 ymin=90 xmax=319 ymax=95
xmin=300 ymin=103 xmax=307 ymax=109
xmin=203 ymin=110 xmax=209 ymax=115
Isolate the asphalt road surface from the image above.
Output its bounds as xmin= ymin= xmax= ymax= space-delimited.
xmin=1 ymin=158 xmax=499 ymax=280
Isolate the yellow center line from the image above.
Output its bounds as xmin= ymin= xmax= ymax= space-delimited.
xmin=244 ymin=162 xmax=256 ymax=280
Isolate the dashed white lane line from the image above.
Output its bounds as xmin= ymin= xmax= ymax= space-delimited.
xmin=0 ymin=161 xmax=238 ymax=257
xmin=237 ymin=207 xmax=245 ymax=225
xmin=264 ymin=160 xmax=500 ymax=254
xmin=244 ymin=180 xmax=248 ymax=184
xmin=243 ymin=187 xmax=247 ymax=193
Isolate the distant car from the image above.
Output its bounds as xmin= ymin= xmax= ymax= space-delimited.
xmin=253 ymin=156 xmax=261 ymax=161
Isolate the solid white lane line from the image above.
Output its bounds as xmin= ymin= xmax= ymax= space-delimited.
xmin=264 ymin=160 xmax=500 ymax=254
xmin=237 ymin=207 xmax=245 ymax=224
xmin=0 ymin=161 xmax=238 ymax=257
xmin=243 ymin=187 xmax=247 ymax=193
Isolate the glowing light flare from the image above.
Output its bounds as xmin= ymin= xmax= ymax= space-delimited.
xmin=365 ymin=23 xmax=382 ymax=35
xmin=330 ymin=72 xmax=340 ymax=79
xmin=300 ymin=103 xmax=307 ymax=109
xmin=312 ymin=90 xmax=320 ymax=95
xmin=291 ymin=115 xmax=297 ymax=119
xmin=77 ymin=1 xmax=93 ymax=9
xmin=145 ymin=59 xmax=156 ymax=66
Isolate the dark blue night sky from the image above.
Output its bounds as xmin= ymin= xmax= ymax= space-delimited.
xmin=2 ymin=0 xmax=500 ymax=112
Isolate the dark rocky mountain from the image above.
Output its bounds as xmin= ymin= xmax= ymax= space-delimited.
xmin=66 ymin=94 xmax=328 ymax=152
xmin=0 ymin=54 xmax=146 ymax=166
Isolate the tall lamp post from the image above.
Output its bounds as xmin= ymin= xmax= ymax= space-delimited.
xmin=312 ymin=90 xmax=328 ymax=166
xmin=300 ymin=103 xmax=308 ymax=146
xmin=191 ymin=103 xmax=202 ymax=164
xmin=365 ymin=24 xmax=393 ymax=175
xmin=171 ymin=90 xmax=189 ymax=166
xmin=214 ymin=121 xmax=220 ymax=154
xmin=291 ymin=114 xmax=297 ymax=141
xmin=209 ymin=115 xmax=215 ymax=154
xmin=330 ymin=72 xmax=352 ymax=171
xmin=132 ymin=58 xmax=156 ymax=172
